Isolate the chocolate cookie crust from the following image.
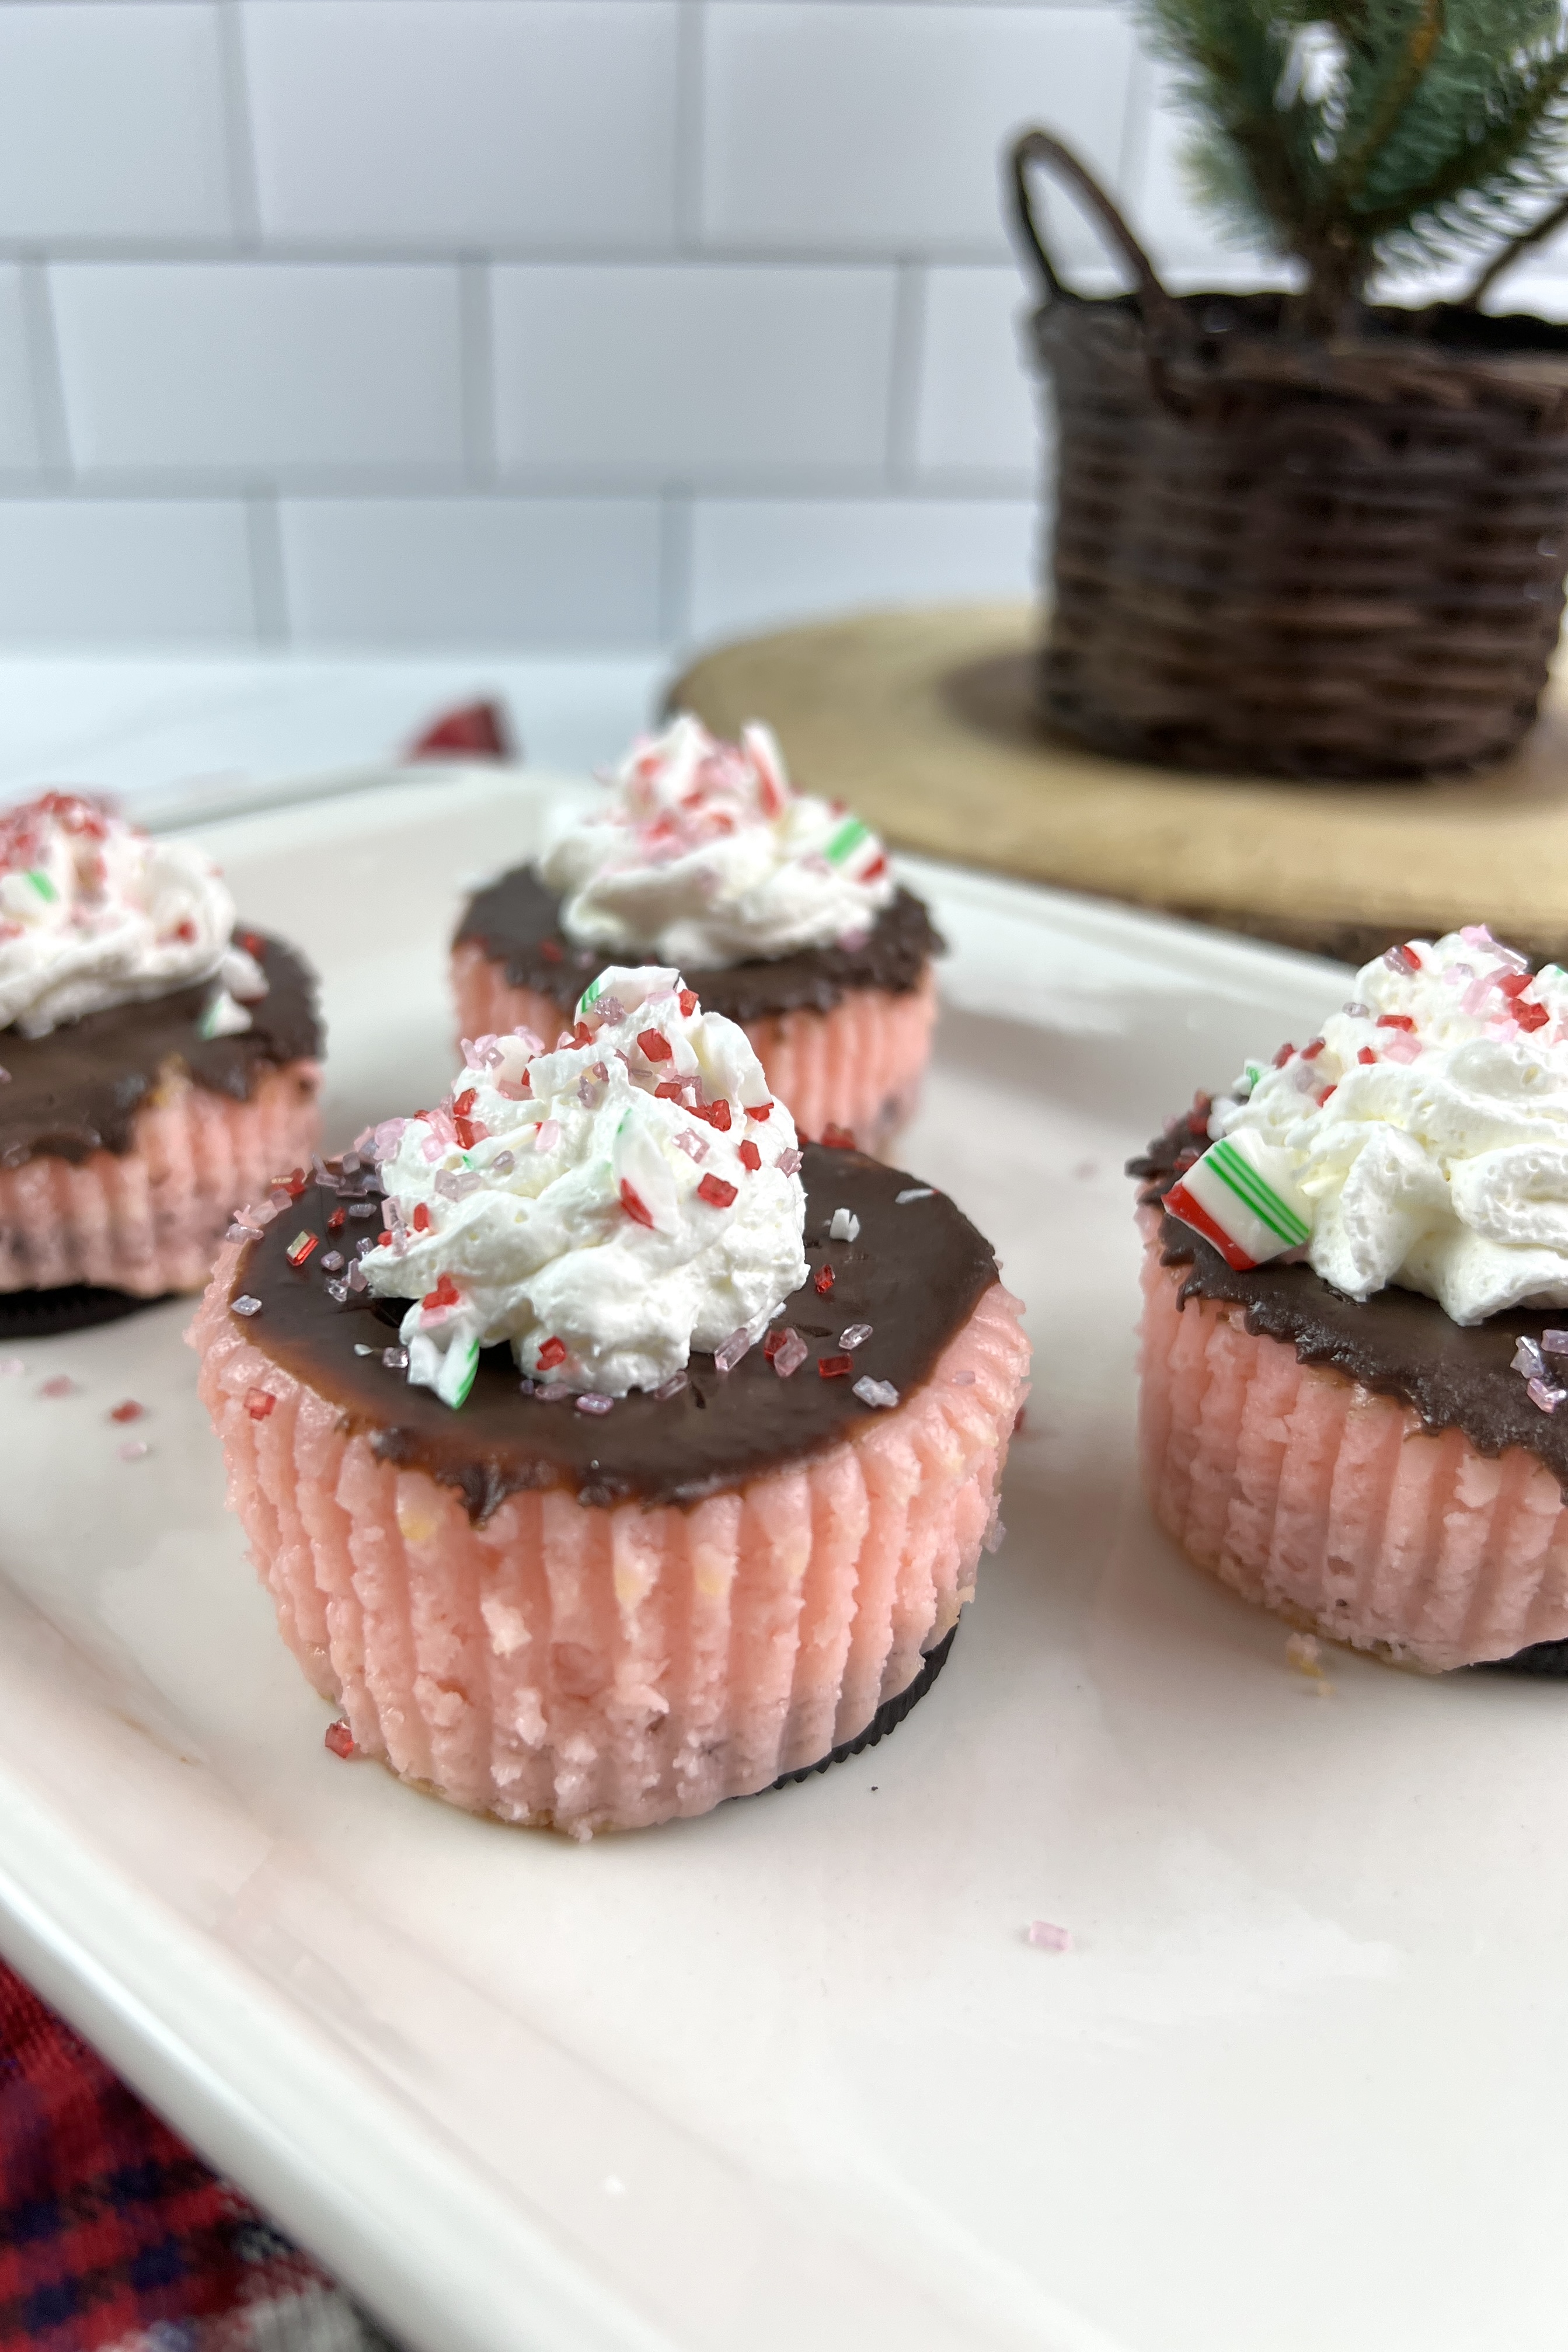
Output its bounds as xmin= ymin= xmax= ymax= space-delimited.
xmin=454 ymin=865 xmax=942 ymax=1026
xmin=1 ymin=934 xmax=320 ymax=1170
xmin=231 ymin=1143 xmax=997 ymax=1521
xmin=1131 ymin=1120 xmax=1568 ymax=1506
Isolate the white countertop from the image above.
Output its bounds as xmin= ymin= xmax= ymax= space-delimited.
xmin=0 ymin=651 xmax=671 ymax=812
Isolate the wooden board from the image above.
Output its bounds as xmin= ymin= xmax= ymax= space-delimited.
xmin=670 ymin=603 xmax=1568 ymax=963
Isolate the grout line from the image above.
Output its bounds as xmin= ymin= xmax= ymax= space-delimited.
xmin=674 ymin=0 xmax=706 ymax=256
xmin=215 ymin=0 xmax=262 ymax=250
xmin=657 ymin=489 xmax=695 ymax=646
xmin=0 ymin=237 xmax=1021 ymax=273
xmin=243 ymin=490 xmax=288 ymax=644
xmin=18 ymin=262 xmax=72 ymax=485
xmin=458 ymin=257 xmax=496 ymax=485
xmin=885 ymin=259 xmax=926 ymax=489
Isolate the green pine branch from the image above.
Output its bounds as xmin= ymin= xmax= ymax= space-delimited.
xmin=1134 ymin=0 xmax=1568 ymax=331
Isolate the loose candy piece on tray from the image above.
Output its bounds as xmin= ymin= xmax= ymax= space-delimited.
xmin=1163 ymin=1131 xmax=1312 ymax=1273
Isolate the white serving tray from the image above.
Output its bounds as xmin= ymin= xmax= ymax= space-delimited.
xmin=4 ymin=774 xmax=1566 ymax=2352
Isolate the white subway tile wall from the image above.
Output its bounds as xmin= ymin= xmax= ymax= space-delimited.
xmin=0 ymin=0 xmax=1559 ymax=653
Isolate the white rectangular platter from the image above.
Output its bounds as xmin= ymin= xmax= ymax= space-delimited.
xmin=4 ymin=771 xmax=1567 ymax=2352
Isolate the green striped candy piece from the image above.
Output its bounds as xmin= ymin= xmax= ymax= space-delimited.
xmin=825 ymin=818 xmax=870 ymax=866
xmin=1206 ymin=1136 xmax=1308 ymax=1249
xmin=27 ymin=869 xmax=57 ymax=903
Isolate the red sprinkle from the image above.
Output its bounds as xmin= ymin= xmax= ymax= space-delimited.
xmin=679 ymin=988 xmax=698 ymax=1017
xmin=1301 ymin=1037 xmax=1325 ymax=1061
xmin=762 ymin=1328 xmax=789 ymax=1360
xmin=745 ymin=1101 xmax=772 ymax=1121
xmin=698 ymin=1173 xmax=737 ymax=1208
xmin=1377 ymin=1013 xmax=1416 ymax=1032
xmin=738 ymin=1140 xmax=761 ymax=1171
xmin=705 ymin=1098 xmax=733 ymax=1132
xmin=818 ymin=1354 xmax=852 ymax=1379
xmin=109 ymin=1399 xmax=144 ymax=1424
xmin=1319 ymin=1083 xmax=1337 ymax=1104
xmin=239 ymin=931 xmax=264 ymax=959
xmin=327 ymin=1207 xmax=345 ymax=1232
xmin=1517 ymin=996 xmax=1550 ymax=1032
xmin=814 ymin=1266 xmax=835 ymax=1295
xmin=246 ymin=1387 xmax=276 ymax=1420
xmin=1498 ymin=971 xmax=1532 ymax=999
xmin=275 ymin=1168 xmax=308 ymax=1199
xmin=1358 ymin=1047 xmax=1377 ymax=1065
xmin=620 ymin=1179 xmax=655 ymax=1228
xmin=861 ymin=853 xmax=888 ymax=882
xmin=324 ymin=1720 xmax=356 ymax=1759
xmin=541 ymin=939 xmax=563 ymax=963
xmin=573 ymin=1022 xmax=595 ymax=1048
xmin=638 ymin=1029 xmax=673 ymax=1063
xmin=536 ymin=1336 xmax=567 ymax=1370
xmin=1272 ymin=1044 xmax=1295 ymax=1069
xmin=821 ymin=1123 xmax=856 ymax=1149
xmin=412 ymin=1202 xmax=433 ymax=1232
xmin=454 ymin=1088 xmax=478 ymax=1117
xmin=454 ymin=1117 xmax=484 ymax=1151
xmin=422 ymin=1271 xmax=461 ymax=1310
xmin=285 ymin=1230 xmax=318 ymax=1267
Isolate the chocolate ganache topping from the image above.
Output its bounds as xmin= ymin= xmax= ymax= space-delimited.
xmin=1131 ymin=1116 xmax=1568 ymax=1503
xmin=232 ymin=1143 xmax=997 ymax=1520
xmin=1 ymin=933 xmax=320 ymax=1168
xmin=455 ymin=865 xmax=941 ymax=1027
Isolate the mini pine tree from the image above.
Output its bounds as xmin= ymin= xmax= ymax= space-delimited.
xmin=1138 ymin=1 xmax=1568 ymax=334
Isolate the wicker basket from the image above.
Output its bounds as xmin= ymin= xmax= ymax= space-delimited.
xmin=1012 ymin=133 xmax=1568 ymax=781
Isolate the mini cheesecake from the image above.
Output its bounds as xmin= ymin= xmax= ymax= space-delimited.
xmin=190 ymin=1142 xmax=1027 ymax=1835
xmin=2 ymin=932 xmax=320 ymax=1311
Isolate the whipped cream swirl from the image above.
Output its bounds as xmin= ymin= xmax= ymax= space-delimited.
xmin=0 ymin=792 xmax=264 ymax=1038
xmin=364 ymin=964 xmax=809 ymax=1405
xmin=1212 ymin=927 xmax=1568 ymax=1323
xmin=539 ymin=713 xmax=895 ymax=968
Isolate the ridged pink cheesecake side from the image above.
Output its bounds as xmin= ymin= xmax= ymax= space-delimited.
xmin=190 ymin=1259 xmax=1027 ymax=1835
xmin=1137 ymin=1210 xmax=1568 ymax=1671
xmin=2 ymin=1060 xmax=320 ymax=1297
xmin=451 ymin=940 xmax=938 ymax=1154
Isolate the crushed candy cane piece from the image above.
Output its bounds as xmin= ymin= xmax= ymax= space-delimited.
xmin=1025 ymin=1921 xmax=1072 ymax=1953
xmin=738 ymin=1139 xmax=761 ymax=1171
xmin=0 ymin=1357 xmax=23 ymax=1376
xmin=821 ymin=1123 xmax=856 ymax=1149
xmin=714 ymin=1329 xmax=751 ymax=1372
xmin=895 ymin=1187 xmax=933 ymax=1204
xmin=39 ymin=1375 xmax=75 ymax=1398
xmin=653 ymin=1370 xmax=689 ymax=1399
xmin=768 ymin=1327 xmax=808 ymax=1378
xmin=776 ymin=1147 xmax=802 ymax=1176
xmin=818 ymin=1353 xmax=852 ymax=1379
xmin=814 ymin=1265 xmax=835 ymax=1295
xmin=828 ymin=1206 xmax=860 ymax=1242
xmin=1163 ymin=1130 xmax=1311 ymax=1272
xmin=1528 ymin=1377 xmax=1565 ymax=1414
xmin=536 ymin=1336 xmax=567 ymax=1370
xmin=1543 ymin=1330 xmax=1568 ymax=1358
xmin=381 ymin=1346 xmax=409 ymax=1371
xmin=232 ymin=1294 xmax=262 ymax=1318
xmin=285 ymin=1229 xmax=318 ymax=1268
xmin=118 ymin=1438 xmax=149 ymax=1461
xmin=534 ymin=1118 xmax=562 ymax=1154
xmin=1514 ymin=1337 xmax=1547 ymax=1381
xmin=324 ymin=1720 xmax=356 ymax=1759
xmin=576 ymin=1392 xmax=615 ymax=1415
xmin=109 ymin=1399 xmax=144 ymax=1423
xmin=839 ymin=1323 xmax=872 ymax=1350
xmin=246 ymin=1387 xmax=276 ymax=1420
xmin=853 ymin=1376 xmax=898 ymax=1409
xmin=354 ymin=1343 xmax=375 ymax=1356
xmin=698 ymin=1173 xmax=737 ymax=1208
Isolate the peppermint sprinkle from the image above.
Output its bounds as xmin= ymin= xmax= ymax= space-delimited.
xmin=1544 ymin=1330 xmax=1568 ymax=1358
xmin=839 ymin=1323 xmax=873 ymax=1350
xmin=348 ymin=1201 xmax=378 ymax=1217
xmin=674 ymin=1128 xmax=709 ymax=1163
xmin=118 ymin=1440 xmax=149 ymax=1462
xmin=285 ymin=1230 xmax=318 ymax=1269
xmin=109 ymin=1399 xmax=144 ymax=1424
xmin=714 ymin=1329 xmax=752 ymax=1374
xmin=1528 ymin=1377 xmax=1566 ymax=1414
xmin=1514 ymin=1337 xmax=1547 ymax=1382
xmin=434 ymin=1168 xmax=482 ymax=1201
xmin=490 ymin=1151 xmax=515 ymax=1176
xmin=346 ymin=1261 xmax=367 ymax=1292
xmin=776 ymin=1147 xmax=803 ymax=1176
xmin=320 ymin=1251 xmax=344 ymax=1273
xmin=828 ymin=1207 xmax=860 ymax=1243
xmin=1025 ymin=1921 xmax=1072 ymax=1954
xmin=895 ymin=1187 xmax=934 ymax=1205
xmin=232 ymin=1294 xmax=262 ymax=1318
xmin=653 ymin=1370 xmax=689 ymax=1400
xmin=576 ymin=1393 xmax=615 ymax=1416
xmin=534 ymin=1118 xmax=561 ymax=1154
xmin=40 ymin=1375 xmax=76 ymax=1399
xmin=325 ymin=1279 xmax=349 ymax=1304
xmin=382 ymin=1346 xmax=409 ymax=1371
xmin=853 ymin=1377 xmax=898 ymax=1409
xmin=769 ymin=1328 xmax=808 ymax=1379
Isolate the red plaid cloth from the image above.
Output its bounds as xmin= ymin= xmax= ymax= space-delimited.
xmin=0 ymin=1961 xmax=391 ymax=2351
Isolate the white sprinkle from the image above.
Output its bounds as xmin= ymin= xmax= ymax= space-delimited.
xmin=1025 ymin=1921 xmax=1072 ymax=1953
xmin=853 ymin=1376 xmax=899 ymax=1409
xmin=320 ymin=1251 xmax=344 ymax=1272
xmin=828 ymin=1207 xmax=860 ymax=1242
xmin=895 ymin=1187 xmax=933 ymax=1205
xmin=354 ymin=1343 xmax=375 ymax=1356
xmin=839 ymin=1323 xmax=873 ymax=1350
xmin=382 ymin=1346 xmax=409 ymax=1371
xmin=576 ymin=1392 xmax=614 ymax=1415
xmin=325 ymin=1279 xmax=349 ymax=1304
xmin=232 ymin=1295 xmax=262 ymax=1318
xmin=117 ymin=1439 xmax=149 ymax=1463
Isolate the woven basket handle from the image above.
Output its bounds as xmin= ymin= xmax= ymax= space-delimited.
xmin=1009 ymin=128 xmax=1184 ymax=339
